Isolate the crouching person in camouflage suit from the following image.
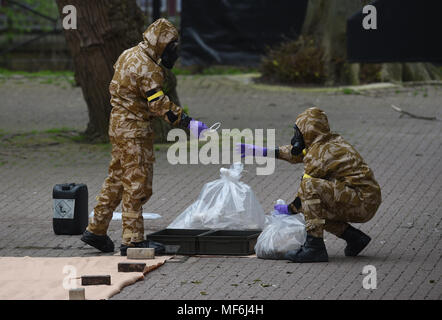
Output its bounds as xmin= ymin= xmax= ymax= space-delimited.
xmin=237 ymin=107 xmax=381 ymax=262
xmin=81 ymin=18 xmax=209 ymax=256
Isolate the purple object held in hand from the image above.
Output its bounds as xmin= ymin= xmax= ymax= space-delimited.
xmin=235 ymin=143 xmax=268 ymax=158
xmin=188 ymin=120 xmax=209 ymax=138
xmin=274 ymin=204 xmax=290 ymax=215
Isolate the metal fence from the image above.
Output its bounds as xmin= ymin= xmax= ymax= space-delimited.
xmin=0 ymin=0 xmax=181 ymax=71
xmin=0 ymin=0 xmax=67 ymax=70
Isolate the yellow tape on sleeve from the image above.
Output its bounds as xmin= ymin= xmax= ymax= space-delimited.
xmin=147 ymin=90 xmax=164 ymax=102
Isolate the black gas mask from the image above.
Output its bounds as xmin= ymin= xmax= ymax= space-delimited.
xmin=161 ymin=41 xmax=179 ymax=69
xmin=290 ymin=124 xmax=305 ymax=156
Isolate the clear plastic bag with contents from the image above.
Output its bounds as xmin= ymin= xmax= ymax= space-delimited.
xmin=255 ymin=200 xmax=307 ymax=259
xmin=168 ymin=163 xmax=265 ymax=230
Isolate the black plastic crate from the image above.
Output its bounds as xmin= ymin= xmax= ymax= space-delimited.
xmin=146 ymin=229 xmax=211 ymax=255
xmin=197 ymin=230 xmax=262 ymax=255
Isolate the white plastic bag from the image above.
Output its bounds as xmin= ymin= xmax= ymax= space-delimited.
xmin=255 ymin=200 xmax=307 ymax=259
xmin=168 ymin=163 xmax=265 ymax=230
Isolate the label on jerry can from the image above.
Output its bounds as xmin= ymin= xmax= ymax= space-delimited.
xmin=53 ymin=199 xmax=75 ymax=219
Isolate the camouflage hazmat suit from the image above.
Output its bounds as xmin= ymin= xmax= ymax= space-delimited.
xmin=277 ymin=107 xmax=382 ymax=238
xmin=87 ymin=19 xmax=185 ymax=245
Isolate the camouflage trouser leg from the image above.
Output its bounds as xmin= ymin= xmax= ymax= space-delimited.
xmin=118 ymin=138 xmax=154 ymax=245
xmin=87 ymin=136 xmax=154 ymax=245
xmin=87 ymin=136 xmax=124 ymax=235
xmin=297 ymin=177 xmax=376 ymax=238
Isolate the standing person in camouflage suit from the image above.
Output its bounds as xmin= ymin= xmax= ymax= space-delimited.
xmin=237 ymin=107 xmax=381 ymax=262
xmin=81 ymin=18 xmax=209 ymax=256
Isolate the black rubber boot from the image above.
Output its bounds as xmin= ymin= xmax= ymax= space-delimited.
xmin=120 ymin=240 xmax=165 ymax=256
xmin=340 ymin=225 xmax=371 ymax=257
xmin=80 ymin=230 xmax=114 ymax=253
xmin=285 ymin=235 xmax=329 ymax=263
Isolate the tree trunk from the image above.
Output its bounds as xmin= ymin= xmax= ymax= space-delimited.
xmin=56 ymin=0 xmax=176 ymax=142
xmin=302 ymin=0 xmax=361 ymax=85
xmin=302 ymin=0 xmax=441 ymax=85
xmin=380 ymin=62 xmax=441 ymax=83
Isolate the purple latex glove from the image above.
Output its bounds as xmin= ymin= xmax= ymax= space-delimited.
xmin=274 ymin=204 xmax=290 ymax=215
xmin=188 ymin=120 xmax=209 ymax=138
xmin=235 ymin=143 xmax=268 ymax=158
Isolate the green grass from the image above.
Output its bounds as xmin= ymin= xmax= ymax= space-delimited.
xmin=201 ymin=66 xmax=257 ymax=75
xmin=171 ymin=67 xmax=193 ymax=75
xmin=0 ymin=68 xmax=76 ymax=86
xmin=1 ymin=66 xmax=256 ymax=85
xmin=0 ymin=129 xmax=114 ymax=160
xmin=0 ymin=128 xmax=94 ymax=147
xmin=96 ymin=142 xmax=111 ymax=151
xmin=43 ymin=127 xmax=75 ymax=134
xmin=0 ymin=68 xmax=74 ymax=78
xmin=39 ymin=78 xmax=55 ymax=85
xmin=70 ymin=134 xmax=89 ymax=143
xmin=342 ymin=88 xmax=361 ymax=95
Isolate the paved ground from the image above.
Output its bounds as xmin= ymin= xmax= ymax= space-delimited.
xmin=0 ymin=74 xmax=440 ymax=300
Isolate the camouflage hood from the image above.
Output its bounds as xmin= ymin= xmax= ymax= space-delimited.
xmin=141 ymin=18 xmax=179 ymax=63
xmin=295 ymin=107 xmax=331 ymax=147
